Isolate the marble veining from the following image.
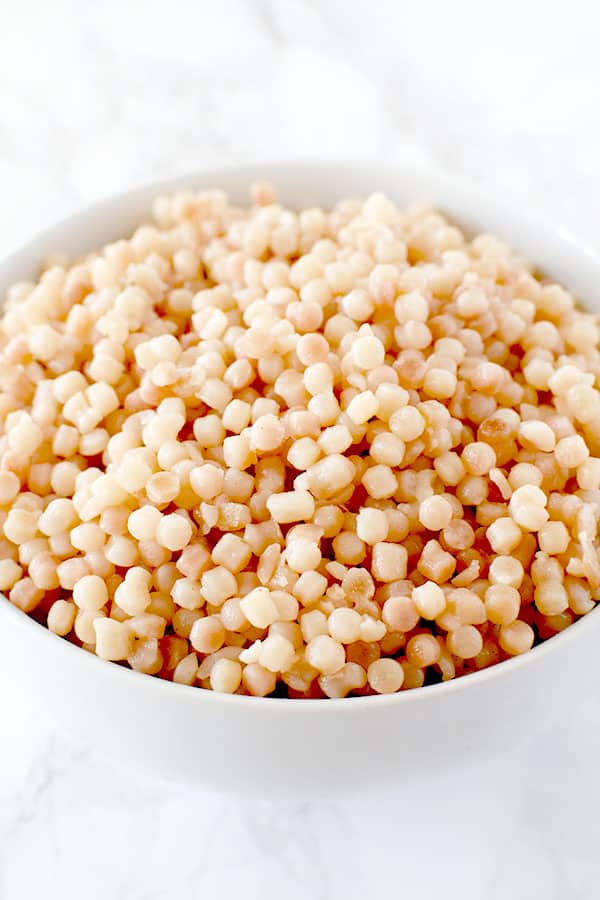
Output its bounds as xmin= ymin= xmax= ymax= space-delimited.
xmin=1 ymin=0 xmax=600 ymax=896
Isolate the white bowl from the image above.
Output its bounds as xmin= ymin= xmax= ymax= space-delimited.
xmin=1 ymin=162 xmax=599 ymax=797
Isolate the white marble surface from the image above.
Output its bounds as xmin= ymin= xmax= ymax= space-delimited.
xmin=1 ymin=0 xmax=600 ymax=896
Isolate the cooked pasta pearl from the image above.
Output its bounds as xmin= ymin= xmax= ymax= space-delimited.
xmin=367 ymin=658 xmax=404 ymax=693
xmin=352 ymin=335 xmax=385 ymax=370
xmin=413 ymin=582 xmax=446 ymax=619
xmin=305 ymin=635 xmax=345 ymax=675
xmin=210 ymin=658 xmax=242 ymax=693
xmin=72 ymin=574 xmax=108 ymax=611
xmin=327 ymin=607 xmax=362 ymax=643
xmin=418 ymin=495 xmax=453 ymax=531
xmin=156 ymin=514 xmax=192 ymax=551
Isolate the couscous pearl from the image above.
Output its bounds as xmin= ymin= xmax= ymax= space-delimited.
xmin=240 ymin=587 xmax=279 ymax=629
xmin=47 ymin=599 xmax=77 ymax=636
xmin=0 ymin=559 xmax=23 ymax=591
xmin=190 ymin=616 xmax=226 ymax=654
xmin=38 ymin=499 xmax=77 ymax=536
xmin=156 ymin=514 xmax=192 ymax=551
xmin=93 ymin=618 xmax=132 ymax=661
xmin=519 ymin=420 xmax=556 ymax=452
xmin=488 ymin=556 xmax=524 ymax=589
xmin=305 ymin=635 xmax=345 ymax=675
xmin=146 ymin=471 xmax=180 ymax=504
xmin=73 ymin=574 xmax=108 ymax=611
xmin=484 ymin=584 xmax=520 ymax=625
xmin=418 ymin=495 xmax=453 ymax=531
xmin=210 ymin=658 xmax=242 ymax=693
xmin=351 ymin=335 xmax=385 ymax=370
xmin=382 ymin=595 xmax=420 ymax=632
xmin=356 ymin=507 xmax=389 ymax=544
xmin=258 ymin=634 xmax=296 ymax=673
xmin=499 ymin=620 xmax=535 ymax=656
xmin=508 ymin=484 xmax=549 ymax=531
xmin=0 ymin=471 xmax=20 ymax=504
xmin=447 ymin=625 xmax=483 ymax=659
xmin=266 ymin=490 xmax=315 ymax=524
xmin=328 ymin=607 xmax=362 ymax=643
xmin=346 ymin=391 xmax=379 ymax=425
xmin=413 ymin=582 xmax=446 ymax=619
xmin=286 ymin=541 xmax=321 ymax=574
xmin=127 ymin=506 xmax=162 ymax=542
xmin=406 ymin=634 xmax=440 ymax=667
xmin=242 ymin=663 xmax=277 ymax=697
xmin=367 ymin=658 xmax=404 ymax=693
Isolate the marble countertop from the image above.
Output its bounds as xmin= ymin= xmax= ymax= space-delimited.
xmin=1 ymin=1 xmax=600 ymax=896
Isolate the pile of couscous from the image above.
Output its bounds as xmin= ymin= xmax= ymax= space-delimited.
xmin=0 ymin=182 xmax=598 ymax=698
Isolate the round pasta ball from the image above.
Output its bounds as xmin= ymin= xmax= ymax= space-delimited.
xmin=156 ymin=514 xmax=193 ymax=551
xmin=306 ymin=635 xmax=345 ymax=675
xmin=367 ymin=658 xmax=404 ymax=693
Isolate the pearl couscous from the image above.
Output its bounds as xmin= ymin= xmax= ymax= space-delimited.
xmin=0 ymin=182 xmax=599 ymax=698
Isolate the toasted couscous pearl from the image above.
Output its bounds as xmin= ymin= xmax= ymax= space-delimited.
xmin=4 ymin=509 xmax=39 ymax=544
xmin=352 ymin=335 xmax=385 ymax=371
xmin=389 ymin=406 xmax=425 ymax=441
xmin=484 ymin=584 xmax=520 ymax=626
xmin=418 ymin=495 xmax=453 ymax=531
xmin=327 ymin=607 xmax=362 ymax=643
xmin=171 ymin=577 xmax=204 ymax=610
xmin=0 ymin=471 xmax=20 ymax=504
xmin=499 ymin=620 xmax=535 ymax=656
xmin=371 ymin=542 xmax=407 ymax=582
xmin=114 ymin=575 xmax=151 ymax=616
xmin=519 ymin=420 xmax=556 ymax=453
xmin=0 ymin=559 xmax=23 ymax=591
xmin=538 ymin=521 xmax=570 ymax=555
xmin=156 ymin=514 xmax=192 ymax=551
xmin=508 ymin=484 xmax=549 ymax=531
xmin=486 ymin=518 xmax=522 ymax=555
xmin=0 ymin=183 xmax=598 ymax=700
xmin=484 ymin=545 xmax=519 ymax=583
xmin=305 ymin=634 xmax=345 ymax=675
xmin=70 ymin=523 xmax=105 ymax=552
xmin=556 ymin=434 xmax=590 ymax=468
xmin=127 ymin=506 xmax=162 ymax=542
xmin=367 ymin=658 xmax=404 ymax=693
xmin=285 ymin=540 xmax=321 ymax=573
xmin=413 ymin=581 xmax=446 ymax=619
xmin=93 ymin=618 xmax=132 ymax=661
xmin=210 ymin=658 xmax=242 ymax=693
xmin=382 ymin=595 xmax=420 ymax=632
xmin=258 ymin=634 xmax=296 ymax=673
xmin=190 ymin=615 xmax=225 ymax=654
xmin=266 ymin=490 xmax=315 ymax=524
xmin=447 ymin=625 xmax=483 ymax=659
xmin=406 ymin=633 xmax=440 ymax=667
xmin=73 ymin=574 xmax=109 ymax=611
xmin=240 ymin=662 xmax=275 ymax=696
xmin=240 ymin=587 xmax=279 ymax=629
xmin=47 ymin=599 xmax=77 ymax=636
xmin=173 ymin=652 xmax=199 ymax=686
xmin=356 ymin=507 xmax=389 ymax=544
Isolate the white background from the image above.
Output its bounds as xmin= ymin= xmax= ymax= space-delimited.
xmin=1 ymin=1 xmax=599 ymax=896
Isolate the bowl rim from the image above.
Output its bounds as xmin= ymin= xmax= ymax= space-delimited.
xmin=1 ymin=158 xmax=599 ymax=713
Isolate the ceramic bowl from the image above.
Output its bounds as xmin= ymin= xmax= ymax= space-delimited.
xmin=1 ymin=162 xmax=599 ymax=796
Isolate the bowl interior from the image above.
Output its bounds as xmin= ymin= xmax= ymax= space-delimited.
xmin=1 ymin=159 xmax=600 ymax=711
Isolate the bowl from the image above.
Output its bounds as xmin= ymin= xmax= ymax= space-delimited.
xmin=1 ymin=161 xmax=599 ymax=797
